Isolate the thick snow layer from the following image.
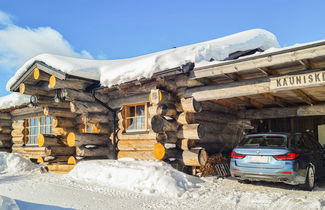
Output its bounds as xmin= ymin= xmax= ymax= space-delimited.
xmin=0 ymin=93 xmax=30 ymax=110
xmin=68 ymin=160 xmax=201 ymax=197
xmin=6 ymin=29 xmax=279 ymax=90
xmin=0 ymin=152 xmax=39 ymax=175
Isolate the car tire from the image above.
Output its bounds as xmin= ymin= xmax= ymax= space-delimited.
xmin=300 ymin=166 xmax=315 ymax=191
xmin=238 ymin=179 xmax=251 ymax=184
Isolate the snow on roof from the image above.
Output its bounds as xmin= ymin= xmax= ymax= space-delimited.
xmin=6 ymin=29 xmax=279 ymax=90
xmin=0 ymin=93 xmax=30 ymax=110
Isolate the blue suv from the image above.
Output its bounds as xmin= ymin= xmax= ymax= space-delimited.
xmin=230 ymin=133 xmax=325 ymax=190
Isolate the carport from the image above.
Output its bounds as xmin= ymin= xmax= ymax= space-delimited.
xmin=185 ymin=40 xmax=325 ymax=146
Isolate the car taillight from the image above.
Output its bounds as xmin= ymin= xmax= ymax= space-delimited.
xmin=231 ymin=152 xmax=246 ymax=159
xmin=274 ymin=153 xmax=299 ymax=160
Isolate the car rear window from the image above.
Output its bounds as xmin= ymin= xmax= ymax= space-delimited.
xmin=239 ymin=135 xmax=287 ymax=147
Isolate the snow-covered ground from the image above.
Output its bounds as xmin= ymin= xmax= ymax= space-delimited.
xmin=1 ymin=152 xmax=325 ymax=210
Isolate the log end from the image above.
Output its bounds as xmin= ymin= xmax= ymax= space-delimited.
xmin=67 ymin=132 xmax=76 ymax=147
xmin=19 ymin=83 xmax=25 ymax=94
xmin=38 ymin=134 xmax=45 ymax=147
xmin=153 ymin=142 xmax=165 ymax=160
xmin=199 ymin=149 xmax=208 ymax=166
xmin=33 ymin=68 xmax=40 ymax=80
xmin=37 ymin=157 xmax=44 ymax=163
xmin=68 ymin=156 xmax=77 ymax=165
xmin=49 ymin=75 xmax=56 ymax=89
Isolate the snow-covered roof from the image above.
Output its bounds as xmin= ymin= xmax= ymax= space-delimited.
xmin=0 ymin=93 xmax=30 ymax=111
xmin=7 ymin=29 xmax=279 ymax=90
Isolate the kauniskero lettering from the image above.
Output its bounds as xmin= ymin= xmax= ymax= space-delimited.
xmin=273 ymin=71 xmax=325 ymax=89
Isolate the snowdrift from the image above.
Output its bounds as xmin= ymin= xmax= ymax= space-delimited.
xmin=0 ymin=196 xmax=19 ymax=210
xmin=7 ymin=29 xmax=279 ymax=90
xmin=0 ymin=152 xmax=39 ymax=175
xmin=68 ymin=160 xmax=202 ymax=197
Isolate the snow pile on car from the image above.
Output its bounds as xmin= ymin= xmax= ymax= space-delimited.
xmin=0 ymin=152 xmax=39 ymax=175
xmin=68 ymin=159 xmax=202 ymax=197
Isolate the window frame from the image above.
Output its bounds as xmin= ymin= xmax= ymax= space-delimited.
xmin=123 ymin=102 xmax=148 ymax=133
xmin=25 ymin=116 xmax=53 ymax=146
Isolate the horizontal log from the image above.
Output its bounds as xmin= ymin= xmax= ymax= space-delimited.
xmin=12 ymin=145 xmax=45 ymax=156
xmin=175 ymin=75 xmax=204 ymax=88
xmin=37 ymin=156 xmax=73 ymax=164
xmin=52 ymin=117 xmax=76 ymax=128
xmin=30 ymin=95 xmax=53 ymax=104
xmin=70 ymin=101 xmax=108 ymax=114
xmin=0 ymin=126 xmax=12 ymax=134
xmin=92 ymin=123 xmax=112 ymax=134
xmin=0 ymin=140 xmax=13 ymax=148
xmin=182 ymin=149 xmax=208 ymax=166
xmin=117 ymin=150 xmax=155 ymax=160
xmin=156 ymin=132 xmax=178 ymax=143
xmin=38 ymin=134 xmax=66 ymax=147
xmin=19 ymin=83 xmax=56 ymax=96
xmin=153 ymin=143 xmax=181 ymax=160
xmin=81 ymin=113 xmax=113 ymax=124
xmin=10 ymin=107 xmax=41 ymax=117
xmin=151 ymin=115 xmax=179 ymax=133
xmin=185 ymin=77 xmax=270 ymax=101
xmin=45 ymin=146 xmax=75 ymax=156
xmin=76 ymin=146 xmax=109 ymax=157
xmin=44 ymin=107 xmax=77 ymax=118
xmin=0 ymin=134 xmax=11 ymax=141
xmin=177 ymin=123 xmax=233 ymax=140
xmin=0 ymin=113 xmax=11 ymax=120
xmin=0 ymin=148 xmax=11 ymax=153
xmin=107 ymin=93 xmax=149 ymax=109
xmin=116 ymin=129 xmax=157 ymax=140
xmin=59 ymin=88 xmax=95 ymax=102
xmin=49 ymin=75 xmax=90 ymax=90
xmin=12 ymin=136 xmax=26 ymax=145
xmin=148 ymin=104 xmax=178 ymax=117
xmin=176 ymin=111 xmax=236 ymax=125
xmin=117 ymin=139 xmax=156 ymax=151
xmin=67 ymin=132 xmax=109 ymax=147
xmin=239 ymin=104 xmax=325 ymax=119
xmin=52 ymin=127 xmax=69 ymax=136
xmin=0 ymin=120 xmax=12 ymax=127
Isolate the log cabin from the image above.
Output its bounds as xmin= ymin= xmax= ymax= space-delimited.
xmin=2 ymin=29 xmax=325 ymax=175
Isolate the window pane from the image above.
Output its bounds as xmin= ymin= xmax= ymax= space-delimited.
xmin=127 ymin=118 xmax=136 ymax=130
xmin=136 ymin=105 xmax=145 ymax=116
xmin=129 ymin=107 xmax=135 ymax=117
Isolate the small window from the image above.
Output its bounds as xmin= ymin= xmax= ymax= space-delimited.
xmin=124 ymin=103 xmax=147 ymax=132
xmin=25 ymin=116 xmax=53 ymax=145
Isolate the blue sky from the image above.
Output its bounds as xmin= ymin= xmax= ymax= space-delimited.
xmin=0 ymin=0 xmax=325 ymax=96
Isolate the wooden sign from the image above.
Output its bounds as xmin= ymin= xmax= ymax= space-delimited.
xmin=270 ymin=70 xmax=325 ymax=91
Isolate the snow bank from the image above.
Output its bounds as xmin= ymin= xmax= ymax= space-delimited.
xmin=0 ymin=93 xmax=30 ymax=110
xmin=68 ymin=160 xmax=202 ymax=197
xmin=0 ymin=196 xmax=19 ymax=210
xmin=7 ymin=29 xmax=279 ymax=90
xmin=0 ymin=152 xmax=39 ymax=175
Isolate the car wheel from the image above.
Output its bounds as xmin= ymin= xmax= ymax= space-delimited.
xmin=301 ymin=166 xmax=315 ymax=191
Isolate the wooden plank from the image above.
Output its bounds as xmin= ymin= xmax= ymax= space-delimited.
xmin=192 ymin=43 xmax=325 ymax=79
xmin=239 ymin=104 xmax=325 ymax=119
xmin=237 ymin=96 xmax=264 ymax=109
xmin=292 ymin=89 xmax=317 ymax=105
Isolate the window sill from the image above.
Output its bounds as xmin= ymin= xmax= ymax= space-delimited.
xmin=124 ymin=130 xmax=149 ymax=135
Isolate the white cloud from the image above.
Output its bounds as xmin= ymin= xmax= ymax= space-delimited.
xmin=0 ymin=10 xmax=93 ymax=72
